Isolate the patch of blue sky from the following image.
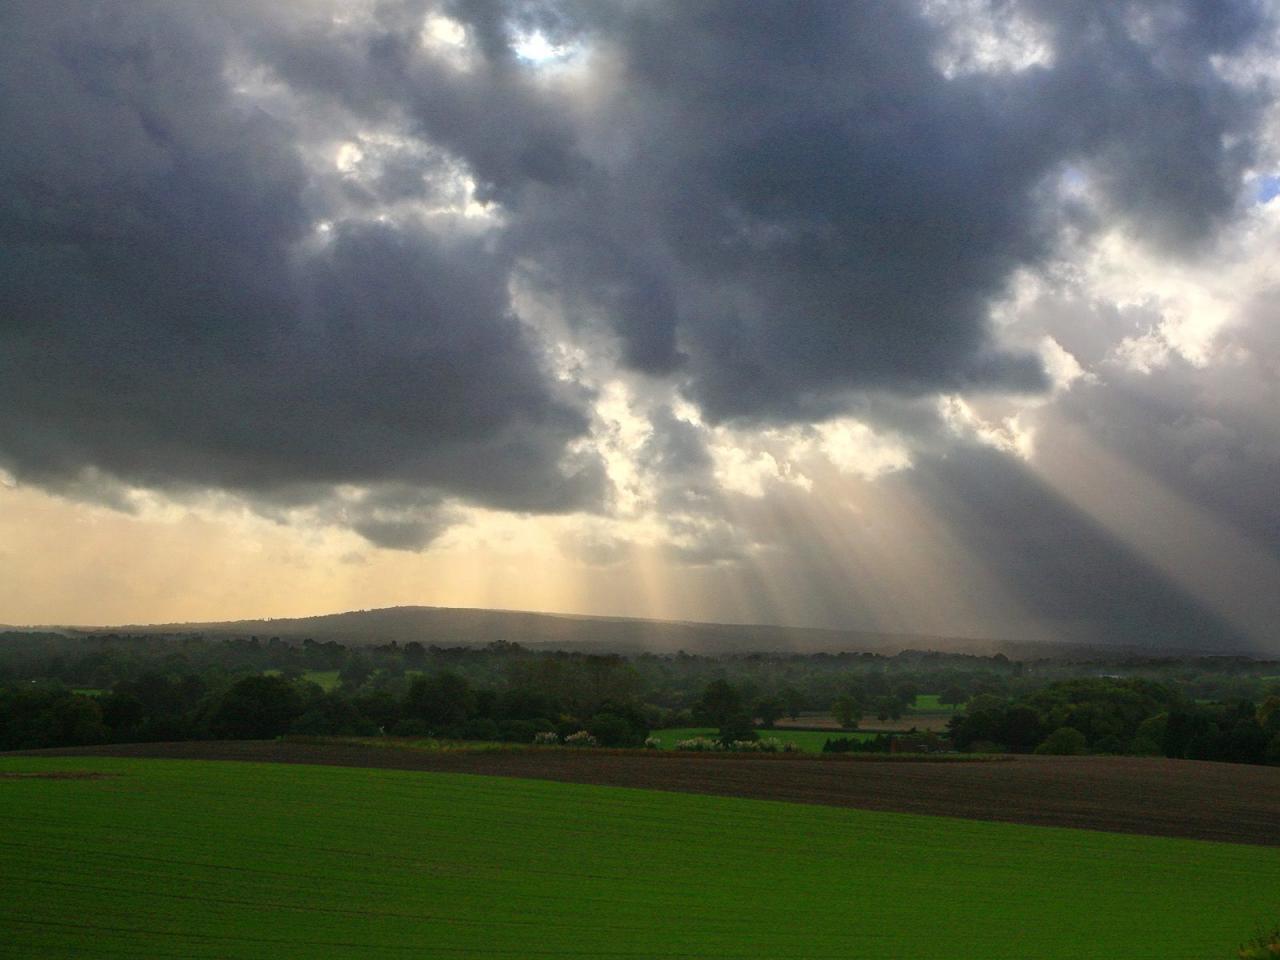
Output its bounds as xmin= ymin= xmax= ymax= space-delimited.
xmin=1254 ymin=174 xmax=1280 ymax=204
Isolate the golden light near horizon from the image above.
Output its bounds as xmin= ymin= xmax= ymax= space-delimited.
xmin=0 ymin=432 xmax=1060 ymax=644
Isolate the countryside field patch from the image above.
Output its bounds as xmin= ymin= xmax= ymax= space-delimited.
xmin=23 ymin=739 xmax=1280 ymax=845
xmin=649 ymin=727 xmax=873 ymax=751
xmin=774 ymin=712 xmax=954 ymax=732
xmin=261 ymin=670 xmax=342 ymax=691
xmin=911 ymin=694 xmax=958 ymax=712
xmin=2 ymin=755 xmax=1279 ymax=959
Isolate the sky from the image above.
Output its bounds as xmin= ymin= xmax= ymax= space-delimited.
xmin=3 ymin=0 xmax=1280 ymax=651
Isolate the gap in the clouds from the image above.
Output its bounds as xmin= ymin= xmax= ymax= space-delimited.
xmin=512 ymin=30 xmax=581 ymax=66
xmin=1258 ymin=174 xmax=1280 ymax=204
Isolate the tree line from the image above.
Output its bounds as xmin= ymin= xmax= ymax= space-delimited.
xmin=948 ymin=677 xmax=1280 ymax=764
xmin=1 ymin=632 xmax=1278 ymax=764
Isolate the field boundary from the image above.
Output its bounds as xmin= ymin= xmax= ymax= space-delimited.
xmin=8 ymin=739 xmax=1280 ymax=847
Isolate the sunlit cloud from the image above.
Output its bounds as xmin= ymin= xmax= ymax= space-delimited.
xmin=923 ymin=0 xmax=1055 ymax=78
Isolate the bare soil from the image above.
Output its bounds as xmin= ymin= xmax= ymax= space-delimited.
xmin=11 ymin=740 xmax=1280 ymax=847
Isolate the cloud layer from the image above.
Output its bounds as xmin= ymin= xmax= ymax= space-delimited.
xmin=2 ymin=1 xmax=1279 ymax=646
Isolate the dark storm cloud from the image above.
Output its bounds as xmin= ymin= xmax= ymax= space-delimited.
xmin=0 ymin=1 xmax=603 ymax=545
xmin=240 ymin=0 xmax=1271 ymax=420
xmin=0 ymin=0 xmax=1272 ymax=554
xmin=342 ymin=487 xmax=458 ymax=552
xmin=498 ymin=0 xmax=1268 ymax=420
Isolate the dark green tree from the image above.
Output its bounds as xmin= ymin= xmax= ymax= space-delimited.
xmin=755 ymin=696 xmax=784 ymax=729
xmin=587 ymin=712 xmax=640 ymax=747
xmin=832 ymin=694 xmax=861 ymax=730
xmin=1034 ymin=726 xmax=1087 ymax=755
xmin=209 ymin=675 xmax=304 ymax=740
xmin=940 ymin=685 xmax=968 ymax=709
xmin=694 ymin=679 xmax=742 ymax=728
xmin=50 ymin=695 xmax=107 ymax=745
xmin=405 ymin=672 xmax=475 ymax=730
xmin=780 ymin=685 xmax=804 ymax=720
xmin=717 ymin=712 xmax=758 ymax=745
xmin=874 ymin=695 xmax=903 ymax=722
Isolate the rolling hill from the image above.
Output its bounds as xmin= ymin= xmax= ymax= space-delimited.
xmin=30 ymin=605 xmax=1017 ymax=655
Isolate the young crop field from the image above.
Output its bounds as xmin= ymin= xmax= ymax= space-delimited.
xmin=303 ymin=670 xmax=342 ymax=691
xmin=650 ymin=727 xmax=874 ymax=751
xmin=3 ymin=756 xmax=1278 ymax=959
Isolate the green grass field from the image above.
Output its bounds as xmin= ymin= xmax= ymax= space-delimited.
xmin=2 ymin=756 xmax=1277 ymax=958
xmin=650 ymin=727 xmax=874 ymax=751
xmin=302 ymin=670 xmax=342 ymax=691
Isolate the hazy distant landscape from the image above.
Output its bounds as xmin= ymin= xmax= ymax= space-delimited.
xmin=21 ymin=604 xmax=991 ymax=655
xmin=16 ymin=602 xmax=1261 ymax=660
xmin=5 ymin=615 xmax=1280 ymax=957
xmin=12 ymin=603 xmax=1156 ymax=659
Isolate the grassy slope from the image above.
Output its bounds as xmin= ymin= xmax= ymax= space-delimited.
xmin=302 ymin=670 xmax=342 ymax=691
xmin=2 ymin=756 xmax=1278 ymax=959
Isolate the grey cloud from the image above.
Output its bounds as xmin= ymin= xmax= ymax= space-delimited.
xmin=1003 ymin=250 xmax=1280 ymax=563
xmin=1 ymin=0 xmax=1276 ymax=577
xmin=499 ymin=0 xmax=1267 ymax=421
xmin=1024 ymin=0 xmax=1267 ymax=248
xmin=638 ymin=406 xmax=713 ymax=480
xmin=351 ymin=517 xmax=449 ymax=552
xmin=557 ymin=527 xmax=630 ymax=567
xmin=1054 ymin=310 xmax=1280 ymax=558
xmin=322 ymin=487 xmax=458 ymax=552
xmin=0 ymin=1 xmax=604 ymax=545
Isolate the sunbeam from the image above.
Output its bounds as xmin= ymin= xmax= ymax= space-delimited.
xmin=1030 ymin=416 xmax=1280 ymax=651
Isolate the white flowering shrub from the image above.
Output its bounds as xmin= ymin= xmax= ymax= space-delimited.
xmin=673 ymin=737 xmax=795 ymax=752
xmin=564 ymin=730 xmax=599 ymax=747
xmin=643 ymin=737 xmax=661 ymax=749
xmin=674 ymin=737 xmax=720 ymax=751
xmin=533 ymin=731 xmax=560 ymax=745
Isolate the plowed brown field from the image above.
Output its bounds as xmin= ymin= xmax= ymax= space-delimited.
xmin=13 ymin=739 xmax=1280 ymax=846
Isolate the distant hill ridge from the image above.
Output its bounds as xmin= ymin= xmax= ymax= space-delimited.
xmin=42 ymin=605 xmax=1014 ymax=656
